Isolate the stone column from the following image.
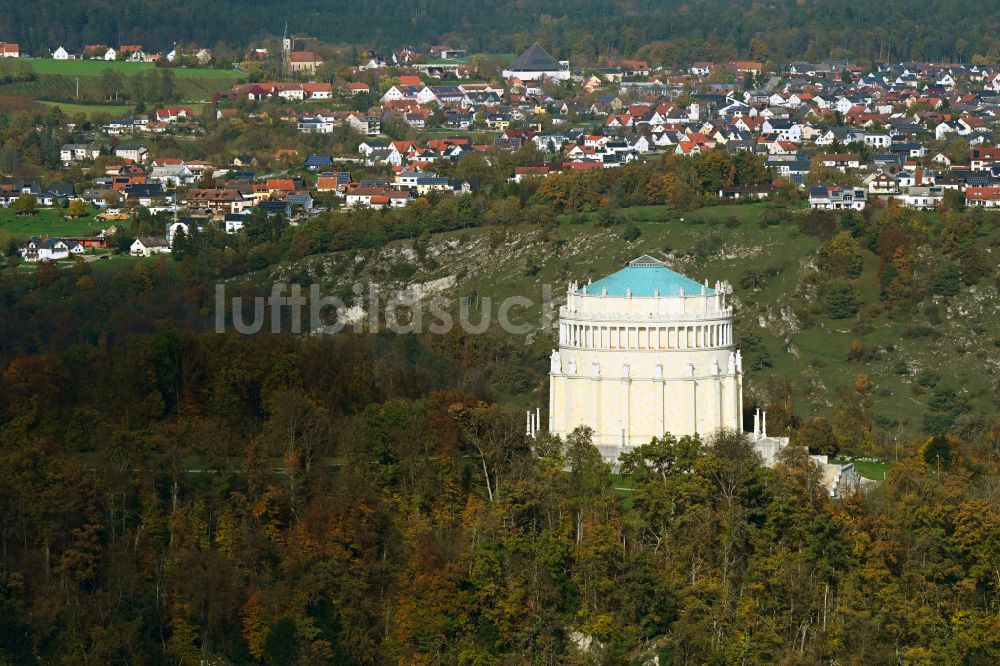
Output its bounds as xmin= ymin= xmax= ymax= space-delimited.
xmin=549 ymin=374 xmax=560 ymax=432
xmin=691 ymin=379 xmax=698 ymax=435
xmin=622 ymin=376 xmax=631 ymax=447
xmin=717 ymin=376 xmax=724 ymax=432
xmin=591 ymin=374 xmax=601 ymax=445
xmin=563 ymin=375 xmax=573 ymax=436
xmin=657 ymin=377 xmax=665 ymax=436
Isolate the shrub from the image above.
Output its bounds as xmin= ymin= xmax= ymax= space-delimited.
xmin=739 ymin=267 xmax=765 ymax=291
xmin=825 ymin=282 xmax=859 ymax=319
xmin=693 ymin=234 xmax=723 ymax=257
xmin=923 ymin=434 xmax=952 ymax=462
xmin=901 ymin=325 xmax=936 ymax=339
xmin=931 ymin=263 xmax=961 ymax=296
xmin=916 ymin=371 xmax=940 ymax=388
xmin=622 ymin=225 xmax=641 ymax=242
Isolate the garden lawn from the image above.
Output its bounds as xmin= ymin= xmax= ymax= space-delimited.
xmin=831 ymin=457 xmax=891 ymax=480
xmin=0 ymin=207 xmax=108 ymax=245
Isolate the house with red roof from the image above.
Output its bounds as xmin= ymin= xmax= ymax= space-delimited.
xmin=154 ymin=106 xmax=194 ymax=122
xmin=288 ymin=51 xmax=322 ymax=75
xmin=675 ymin=141 xmax=703 ymax=156
xmin=965 ymin=186 xmax=1000 ymax=207
xmin=971 ymin=147 xmax=1000 ymax=171
xmin=302 ymin=83 xmax=332 ymax=100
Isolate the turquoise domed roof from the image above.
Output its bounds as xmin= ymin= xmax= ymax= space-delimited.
xmin=581 ymin=255 xmax=711 ymax=297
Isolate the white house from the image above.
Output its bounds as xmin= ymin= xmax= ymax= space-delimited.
xmin=149 ymin=164 xmax=195 ymax=186
xmin=935 ymin=122 xmax=956 ymax=140
xmin=863 ymin=134 xmax=891 ymax=149
xmin=52 ymin=46 xmax=70 ymax=60
xmin=115 ymin=144 xmax=148 ymax=162
xmin=816 ymin=153 xmax=862 ymax=171
xmin=60 ymin=143 xmax=101 ymax=164
xmin=865 ymin=172 xmax=899 ymax=195
xmin=130 ymin=236 xmax=170 ymax=257
xmin=20 ymin=237 xmax=73 ymax=262
xmin=809 ymin=185 xmax=867 ymax=210
xmin=966 ymin=187 xmax=1000 ymax=207
xmin=897 ymin=186 xmax=944 ymax=210
xmin=344 ymin=187 xmax=410 ymax=209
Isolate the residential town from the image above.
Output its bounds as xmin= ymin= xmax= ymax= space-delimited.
xmin=7 ymin=38 xmax=1000 ymax=260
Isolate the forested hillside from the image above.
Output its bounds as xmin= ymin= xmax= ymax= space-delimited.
xmin=0 ymin=269 xmax=998 ymax=663
xmin=5 ymin=0 xmax=1000 ymax=64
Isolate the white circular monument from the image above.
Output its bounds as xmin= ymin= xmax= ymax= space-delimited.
xmin=548 ymin=255 xmax=743 ymax=459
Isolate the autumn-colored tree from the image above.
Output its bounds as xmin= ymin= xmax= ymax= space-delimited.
xmin=646 ymin=172 xmax=694 ymax=208
xmin=12 ymin=194 xmax=36 ymax=215
xmin=795 ymin=417 xmax=839 ymax=456
xmin=819 ymin=231 xmax=864 ymax=278
xmin=66 ymin=199 xmax=88 ymax=218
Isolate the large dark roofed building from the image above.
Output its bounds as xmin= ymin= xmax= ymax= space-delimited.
xmin=502 ymin=42 xmax=570 ymax=81
xmin=510 ymin=43 xmax=560 ymax=72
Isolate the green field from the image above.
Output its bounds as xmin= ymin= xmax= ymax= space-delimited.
xmin=424 ymin=53 xmax=515 ymax=66
xmin=38 ymin=99 xmax=205 ymax=117
xmin=0 ymin=74 xmax=237 ymax=104
xmin=831 ymin=457 xmax=890 ymax=480
xmin=25 ymin=58 xmax=242 ymax=79
xmin=0 ymin=59 xmax=243 ymax=105
xmin=0 ymin=207 xmax=109 ymax=245
xmin=38 ymin=100 xmax=132 ymax=116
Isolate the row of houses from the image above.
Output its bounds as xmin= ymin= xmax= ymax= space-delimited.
xmin=48 ymin=44 xmax=212 ymax=63
xmin=19 ymin=235 xmax=168 ymax=262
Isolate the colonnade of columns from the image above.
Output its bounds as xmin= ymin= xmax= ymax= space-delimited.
xmin=559 ymin=321 xmax=733 ymax=350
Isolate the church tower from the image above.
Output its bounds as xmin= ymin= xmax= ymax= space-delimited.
xmin=548 ymin=255 xmax=743 ymax=460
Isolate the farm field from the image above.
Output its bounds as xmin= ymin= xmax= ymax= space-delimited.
xmin=37 ymin=100 xmax=132 ymax=116
xmin=24 ymin=58 xmax=242 ymax=78
xmin=0 ymin=74 xmax=237 ymax=104
xmin=0 ymin=59 xmax=244 ymax=105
